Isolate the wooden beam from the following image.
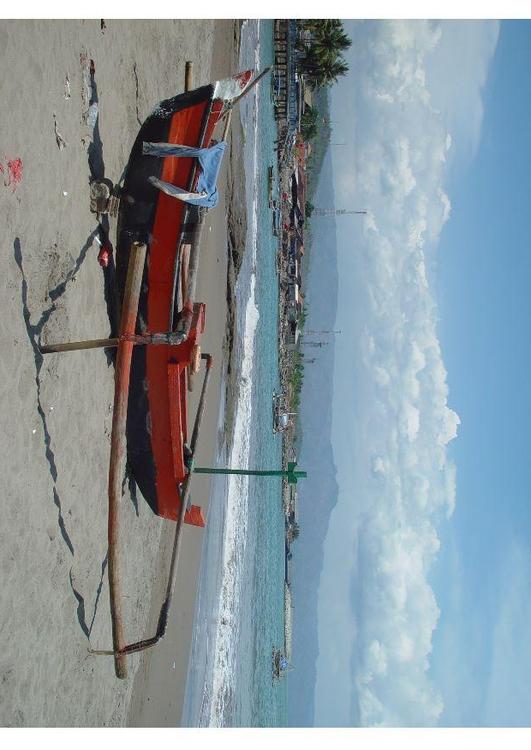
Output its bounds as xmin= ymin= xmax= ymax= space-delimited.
xmin=40 ymin=337 xmax=119 ymax=354
xmin=107 ymin=241 xmax=147 ymax=679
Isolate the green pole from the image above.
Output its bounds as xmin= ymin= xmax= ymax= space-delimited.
xmin=193 ymin=461 xmax=307 ymax=484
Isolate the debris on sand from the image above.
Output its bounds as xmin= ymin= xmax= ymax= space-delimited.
xmin=53 ymin=114 xmax=67 ymax=150
xmin=1 ymin=156 xmax=23 ymax=191
xmin=9 ymin=158 xmax=23 ymax=187
xmin=80 ymin=52 xmax=94 ymax=121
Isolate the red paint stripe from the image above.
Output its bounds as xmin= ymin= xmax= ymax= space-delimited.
xmin=146 ymin=98 xmax=223 ymax=521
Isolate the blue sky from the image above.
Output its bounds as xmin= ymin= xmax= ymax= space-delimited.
xmin=309 ymin=19 xmax=531 ymax=726
xmin=430 ymin=20 xmax=531 ymax=726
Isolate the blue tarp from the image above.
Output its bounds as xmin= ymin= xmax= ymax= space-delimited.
xmin=143 ymin=140 xmax=228 ymax=208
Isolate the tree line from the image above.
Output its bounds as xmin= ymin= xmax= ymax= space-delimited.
xmin=297 ymin=19 xmax=352 ymax=89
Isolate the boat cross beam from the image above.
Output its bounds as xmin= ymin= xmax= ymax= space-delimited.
xmin=39 ymin=329 xmax=192 ymax=354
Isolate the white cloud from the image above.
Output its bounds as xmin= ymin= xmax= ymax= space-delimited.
xmin=439 ymin=407 xmax=461 ymax=446
xmin=320 ymin=19 xmax=498 ymax=727
xmin=400 ymin=402 xmax=420 ymax=442
xmin=371 ymin=455 xmax=390 ymax=476
xmin=367 ymin=639 xmax=389 ymax=677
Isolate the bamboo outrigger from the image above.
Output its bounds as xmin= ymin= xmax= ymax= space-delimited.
xmin=41 ymin=63 xmax=272 ymax=678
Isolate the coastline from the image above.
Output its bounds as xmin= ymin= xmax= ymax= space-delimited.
xmin=222 ymin=96 xmax=248 ymax=447
xmin=180 ymin=21 xmax=290 ymax=724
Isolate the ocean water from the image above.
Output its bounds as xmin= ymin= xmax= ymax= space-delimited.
xmin=181 ymin=20 xmax=288 ymax=727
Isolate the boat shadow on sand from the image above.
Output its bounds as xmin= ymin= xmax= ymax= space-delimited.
xmin=14 ymin=237 xmax=109 ymax=640
xmin=10 ymin=58 xmax=140 ymax=641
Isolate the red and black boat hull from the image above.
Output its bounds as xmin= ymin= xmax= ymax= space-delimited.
xmin=115 ymin=84 xmax=222 ymax=524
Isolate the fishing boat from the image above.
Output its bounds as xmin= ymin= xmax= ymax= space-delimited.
xmin=272 ymin=391 xmax=296 ymax=433
xmin=272 ymin=648 xmax=289 ymax=680
xmin=114 ymin=68 xmax=265 ymax=527
xmin=272 ymin=205 xmax=281 ymax=237
xmin=268 ymin=165 xmax=274 ymax=207
xmin=41 ymin=63 xmax=273 ymax=677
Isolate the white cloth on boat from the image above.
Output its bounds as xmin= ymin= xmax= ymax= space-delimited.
xmin=143 ymin=140 xmax=228 ymax=208
xmin=147 ymin=177 xmax=208 ymax=204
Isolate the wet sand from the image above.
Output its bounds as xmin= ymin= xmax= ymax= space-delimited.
xmin=0 ymin=19 xmax=243 ymax=727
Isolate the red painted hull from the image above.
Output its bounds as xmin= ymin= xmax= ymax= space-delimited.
xmin=116 ymin=73 xmax=251 ymax=524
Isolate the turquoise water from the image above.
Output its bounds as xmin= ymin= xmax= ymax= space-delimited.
xmin=243 ymin=21 xmax=287 ymax=726
xmin=182 ymin=20 xmax=287 ymax=727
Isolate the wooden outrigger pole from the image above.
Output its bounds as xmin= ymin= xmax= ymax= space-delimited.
xmin=108 ymin=241 xmax=146 ymax=679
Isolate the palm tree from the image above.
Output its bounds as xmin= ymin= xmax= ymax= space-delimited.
xmin=301 ymin=19 xmax=351 ymax=50
xmin=297 ymin=20 xmax=351 ymax=89
xmin=300 ymin=104 xmax=319 ymax=140
xmin=319 ymin=27 xmax=351 ymax=55
xmin=310 ymin=29 xmax=351 ymax=71
xmin=301 ymin=52 xmax=349 ymax=88
xmin=317 ymin=56 xmax=349 ymax=86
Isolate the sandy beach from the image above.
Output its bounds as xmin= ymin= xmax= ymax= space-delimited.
xmin=0 ymin=18 xmax=243 ymax=727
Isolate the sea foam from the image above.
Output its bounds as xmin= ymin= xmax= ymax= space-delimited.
xmin=205 ymin=19 xmax=262 ymax=726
